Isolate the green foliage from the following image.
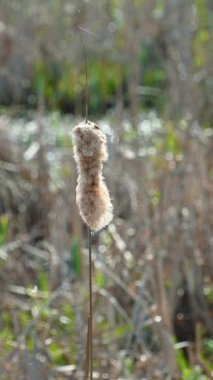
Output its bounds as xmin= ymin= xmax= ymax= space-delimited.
xmin=34 ymin=60 xmax=46 ymax=95
xmin=175 ymin=329 xmax=212 ymax=380
xmin=149 ymin=188 xmax=161 ymax=207
xmin=57 ymin=62 xmax=77 ymax=101
xmin=34 ymin=61 xmax=71 ymax=109
xmin=140 ymin=43 xmax=167 ymax=111
xmin=124 ymin=128 xmax=138 ymax=141
xmin=124 ymin=356 xmax=135 ymax=375
xmin=114 ymin=322 xmax=132 ymax=338
xmin=70 ymin=239 xmax=81 ymax=278
xmin=0 ymin=328 xmax=15 ymax=357
xmin=19 ymin=311 xmax=30 ymax=328
xmin=103 ymin=230 xmax=113 ymax=248
xmin=95 ymin=268 xmax=106 ymax=288
xmin=155 ymin=122 xmax=181 ymax=156
xmin=47 ymin=303 xmax=76 ymax=365
xmin=38 ymin=270 xmax=49 ymax=293
xmin=176 ymin=348 xmax=191 ymax=378
xmin=49 ymin=341 xmax=67 ymax=365
xmin=194 ymin=0 xmax=210 ymax=69
xmin=201 ymin=338 xmax=213 ymax=375
xmin=49 ymin=112 xmax=72 ymax=149
xmin=26 ymin=334 xmax=34 ymax=352
xmin=89 ymin=59 xmax=123 ymax=114
xmin=155 ymin=0 xmax=165 ymax=15
xmin=31 ymin=39 xmax=167 ymax=114
xmin=203 ymin=338 xmax=213 ymax=358
xmin=194 ymin=29 xmax=209 ymax=67
xmin=97 ymin=318 xmax=110 ymax=333
xmin=164 ymin=129 xmax=181 ymax=155
xmin=0 ymin=309 xmax=16 ymax=357
xmin=0 ymin=215 xmax=9 ymax=246
xmin=2 ymin=310 xmax=12 ymax=328
xmin=176 ymin=348 xmax=209 ymax=380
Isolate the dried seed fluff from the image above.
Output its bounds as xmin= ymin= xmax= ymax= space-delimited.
xmin=72 ymin=120 xmax=113 ymax=232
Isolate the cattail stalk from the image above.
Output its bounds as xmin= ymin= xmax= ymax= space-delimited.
xmin=84 ymin=229 xmax=93 ymax=380
xmin=88 ymin=227 xmax=93 ymax=379
xmin=73 ymin=29 xmax=113 ymax=380
xmin=79 ymin=29 xmax=88 ymax=123
xmin=72 ymin=121 xmax=113 ymax=379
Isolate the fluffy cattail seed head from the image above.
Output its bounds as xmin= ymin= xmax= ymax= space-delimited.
xmin=72 ymin=120 xmax=113 ymax=232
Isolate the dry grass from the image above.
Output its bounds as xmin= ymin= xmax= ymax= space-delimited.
xmin=0 ymin=112 xmax=212 ymax=379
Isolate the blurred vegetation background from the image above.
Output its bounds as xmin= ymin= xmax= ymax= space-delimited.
xmin=0 ymin=0 xmax=212 ymax=379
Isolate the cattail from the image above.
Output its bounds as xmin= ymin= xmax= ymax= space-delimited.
xmin=72 ymin=120 xmax=113 ymax=232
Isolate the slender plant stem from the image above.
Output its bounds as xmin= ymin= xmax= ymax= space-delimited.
xmin=84 ymin=316 xmax=90 ymax=379
xmin=79 ymin=29 xmax=88 ymax=123
xmin=78 ymin=27 xmax=93 ymax=379
xmin=88 ymin=227 xmax=93 ymax=379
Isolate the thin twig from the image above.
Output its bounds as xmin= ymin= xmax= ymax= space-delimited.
xmin=84 ymin=317 xmax=90 ymax=380
xmin=84 ymin=227 xmax=93 ymax=379
xmin=78 ymin=28 xmax=89 ymax=123
xmin=88 ymin=227 xmax=93 ymax=379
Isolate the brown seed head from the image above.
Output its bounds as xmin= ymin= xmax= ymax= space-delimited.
xmin=72 ymin=121 xmax=113 ymax=232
